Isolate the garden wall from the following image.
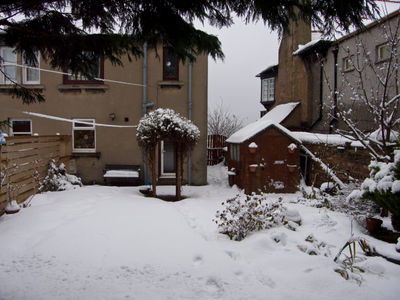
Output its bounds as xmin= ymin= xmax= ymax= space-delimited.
xmin=0 ymin=135 xmax=72 ymax=214
xmin=304 ymin=143 xmax=370 ymax=187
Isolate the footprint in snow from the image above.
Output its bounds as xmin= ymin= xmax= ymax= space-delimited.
xmin=193 ymin=255 xmax=203 ymax=266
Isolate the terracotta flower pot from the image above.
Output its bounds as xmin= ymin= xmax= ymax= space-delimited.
xmin=249 ymin=165 xmax=257 ymax=173
xmin=249 ymin=147 xmax=257 ymax=154
xmin=287 ymin=164 xmax=297 ymax=173
xmin=366 ymin=217 xmax=383 ymax=234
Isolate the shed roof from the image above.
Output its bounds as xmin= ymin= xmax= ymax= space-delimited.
xmin=226 ymin=118 xmax=301 ymax=144
xmin=262 ymin=102 xmax=299 ymax=123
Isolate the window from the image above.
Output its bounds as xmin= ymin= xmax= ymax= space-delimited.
xmin=0 ymin=47 xmax=17 ymax=84
xmin=376 ymin=43 xmax=390 ymax=62
xmin=9 ymin=119 xmax=32 ymax=136
xmin=64 ymin=53 xmax=103 ymax=84
xmin=230 ymin=144 xmax=240 ymax=161
xmin=72 ymin=119 xmax=96 ymax=152
xmin=262 ymin=77 xmax=275 ymax=102
xmin=343 ymin=56 xmax=354 ymax=72
xmin=163 ymin=47 xmax=179 ymax=80
xmin=23 ymin=51 xmax=40 ymax=84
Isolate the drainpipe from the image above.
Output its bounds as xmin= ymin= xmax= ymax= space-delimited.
xmin=330 ymin=45 xmax=339 ymax=133
xmin=142 ymin=42 xmax=148 ymax=184
xmin=310 ymin=63 xmax=324 ymax=129
xmin=187 ymin=58 xmax=193 ymax=185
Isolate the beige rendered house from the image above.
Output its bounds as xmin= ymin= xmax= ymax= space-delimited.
xmin=0 ymin=45 xmax=208 ymax=185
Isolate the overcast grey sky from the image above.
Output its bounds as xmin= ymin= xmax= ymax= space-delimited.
xmin=199 ymin=19 xmax=280 ymax=125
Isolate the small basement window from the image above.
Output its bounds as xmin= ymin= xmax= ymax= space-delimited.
xmin=9 ymin=119 xmax=32 ymax=136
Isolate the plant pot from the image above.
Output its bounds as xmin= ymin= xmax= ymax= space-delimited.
xmin=366 ymin=217 xmax=383 ymax=234
xmin=287 ymin=164 xmax=297 ymax=173
xmin=249 ymin=147 xmax=257 ymax=154
xmin=249 ymin=165 xmax=257 ymax=173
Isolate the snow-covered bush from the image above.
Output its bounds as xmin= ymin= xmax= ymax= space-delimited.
xmin=351 ymin=150 xmax=400 ymax=230
xmin=136 ymin=108 xmax=200 ymax=149
xmin=214 ymin=193 xmax=300 ymax=241
xmin=39 ymin=160 xmax=82 ymax=192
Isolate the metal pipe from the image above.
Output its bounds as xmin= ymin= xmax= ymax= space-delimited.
xmin=330 ymin=46 xmax=339 ymax=133
xmin=188 ymin=58 xmax=193 ymax=185
xmin=142 ymin=42 xmax=148 ymax=184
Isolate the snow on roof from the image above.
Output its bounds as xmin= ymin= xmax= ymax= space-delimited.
xmin=369 ymin=128 xmax=399 ymax=143
xmin=226 ymin=118 xmax=301 ymax=144
xmin=291 ymin=131 xmax=364 ymax=147
xmin=293 ymin=39 xmax=331 ymax=56
xmin=262 ymin=102 xmax=299 ymax=124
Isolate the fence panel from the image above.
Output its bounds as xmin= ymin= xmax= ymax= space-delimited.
xmin=0 ymin=135 xmax=71 ymax=214
xmin=207 ymin=135 xmax=227 ymax=165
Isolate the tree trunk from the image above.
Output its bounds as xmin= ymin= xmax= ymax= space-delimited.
xmin=176 ymin=142 xmax=182 ymax=200
xmin=151 ymin=147 xmax=157 ymax=198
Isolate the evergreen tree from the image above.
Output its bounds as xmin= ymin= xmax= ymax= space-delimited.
xmin=0 ymin=0 xmax=378 ymax=103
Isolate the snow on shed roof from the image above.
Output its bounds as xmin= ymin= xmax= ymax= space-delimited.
xmin=291 ymin=131 xmax=364 ymax=147
xmin=226 ymin=118 xmax=301 ymax=144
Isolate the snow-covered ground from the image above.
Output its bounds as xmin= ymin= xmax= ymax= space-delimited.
xmin=0 ymin=165 xmax=399 ymax=300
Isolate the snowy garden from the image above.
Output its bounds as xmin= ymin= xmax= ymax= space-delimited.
xmin=1 ymin=162 xmax=400 ymax=300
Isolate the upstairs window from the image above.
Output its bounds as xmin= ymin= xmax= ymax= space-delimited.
xmin=262 ymin=77 xmax=275 ymax=102
xmin=9 ymin=119 xmax=32 ymax=136
xmin=163 ymin=47 xmax=179 ymax=80
xmin=0 ymin=47 xmax=17 ymax=84
xmin=72 ymin=119 xmax=96 ymax=152
xmin=64 ymin=53 xmax=104 ymax=84
xmin=343 ymin=56 xmax=354 ymax=72
xmin=376 ymin=43 xmax=390 ymax=62
xmin=23 ymin=51 xmax=40 ymax=84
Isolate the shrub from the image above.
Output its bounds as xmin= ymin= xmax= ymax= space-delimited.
xmin=358 ymin=151 xmax=400 ymax=230
xmin=213 ymin=193 xmax=299 ymax=241
xmin=40 ymin=160 xmax=82 ymax=192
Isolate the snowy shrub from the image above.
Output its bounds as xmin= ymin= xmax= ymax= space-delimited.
xmin=39 ymin=160 xmax=82 ymax=192
xmin=136 ymin=108 xmax=200 ymax=149
xmin=214 ymin=194 xmax=300 ymax=241
xmin=351 ymin=150 xmax=400 ymax=230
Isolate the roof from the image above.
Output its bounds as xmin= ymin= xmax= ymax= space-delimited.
xmin=291 ymin=131 xmax=363 ymax=147
xmin=262 ymin=102 xmax=299 ymax=123
xmin=293 ymin=39 xmax=332 ymax=56
xmin=256 ymin=64 xmax=278 ymax=78
xmin=226 ymin=118 xmax=301 ymax=144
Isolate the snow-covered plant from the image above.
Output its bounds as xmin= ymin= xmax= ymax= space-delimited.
xmin=136 ymin=108 xmax=200 ymax=150
xmin=214 ymin=194 xmax=300 ymax=241
xmin=350 ymin=150 xmax=400 ymax=230
xmin=136 ymin=108 xmax=200 ymax=199
xmin=39 ymin=160 xmax=82 ymax=192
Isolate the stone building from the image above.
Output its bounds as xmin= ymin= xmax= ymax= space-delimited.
xmin=0 ymin=45 xmax=208 ymax=185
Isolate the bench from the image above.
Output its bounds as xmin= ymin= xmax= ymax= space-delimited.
xmin=103 ymin=164 xmax=142 ymax=186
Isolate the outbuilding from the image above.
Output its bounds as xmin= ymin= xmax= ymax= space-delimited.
xmin=226 ymin=118 xmax=301 ymax=194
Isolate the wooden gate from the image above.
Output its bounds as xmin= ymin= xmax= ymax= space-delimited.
xmin=207 ymin=135 xmax=226 ymax=165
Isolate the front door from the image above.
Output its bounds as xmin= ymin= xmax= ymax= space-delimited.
xmin=161 ymin=141 xmax=176 ymax=177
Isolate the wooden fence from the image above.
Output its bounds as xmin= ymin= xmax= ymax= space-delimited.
xmin=207 ymin=134 xmax=227 ymax=165
xmin=0 ymin=135 xmax=72 ymax=214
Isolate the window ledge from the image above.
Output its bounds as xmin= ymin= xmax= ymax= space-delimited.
xmin=72 ymin=152 xmax=101 ymax=158
xmin=158 ymin=81 xmax=184 ymax=88
xmin=0 ymin=84 xmax=45 ymax=90
xmin=58 ymin=84 xmax=109 ymax=92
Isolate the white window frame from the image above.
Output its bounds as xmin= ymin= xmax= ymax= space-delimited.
xmin=0 ymin=47 xmax=17 ymax=84
xmin=376 ymin=43 xmax=390 ymax=62
xmin=343 ymin=56 xmax=354 ymax=72
xmin=23 ymin=50 xmax=40 ymax=84
xmin=72 ymin=119 xmax=96 ymax=153
xmin=262 ymin=77 xmax=275 ymax=102
xmin=9 ymin=118 xmax=32 ymax=136
xmin=160 ymin=140 xmax=176 ymax=177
